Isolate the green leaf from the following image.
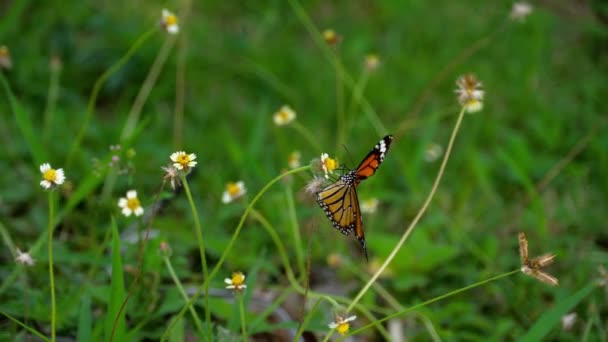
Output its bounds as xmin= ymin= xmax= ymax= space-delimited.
xmin=168 ymin=315 xmax=184 ymax=342
xmin=0 ymin=72 xmax=46 ymax=165
xmin=77 ymin=292 xmax=92 ymax=342
xmin=521 ymin=283 xmax=596 ymax=341
xmin=106 ymin=217 xmax=126 ymax=341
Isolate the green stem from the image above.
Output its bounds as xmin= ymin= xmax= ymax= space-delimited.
xmin=43 ymin=58 xmax=61 ymax=144
xmin=290 ymin=121 xmax=323 ymax=153
xmin=160 ymin=166 xmax=310 ymax=340
xmin=287 ymin=0 xmax=387 ymax=136
xmin=47 ymin=191 xmax=56 ymax=342
xmin=250 ymin=210 xmax=392 ymax=341
xmin=67 ymin=28 xmax=156 ymax=166
xmin=162 ymin=256 xmax=205 ymax=337
xmin=341 ymin=270 xmax=520 ymax=339
xmin=284 ymin=186 xmax=305 ymax=276
xmin=0 ymin=220 xmax=16 ymax=257
xmin=293 ymin=298 xmax=321 ymax=342
xmin=238 ymin=292 xmax=247 ymax=342
xmin=1 ymin=311 xmax=50 ymax=342
xmin=180 ymin=175 xmax=211 ymax=339
xmin=335 ymin=54 xmax=345 ymax=152
xmin=345 ymin=106 xmax=467 ymax=313
xmin=120 ymin=34 xmax=177 ymax=142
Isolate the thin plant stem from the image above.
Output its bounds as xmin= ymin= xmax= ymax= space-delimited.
xmin=161 ymin=166 xmax=309 ymax=340
xmin=180 ymin=174 xmax=211 ymax=339
xmin=335 ymin=53 xmax=346 ymax=152
xmin=251 ymin=209 xmax=392 ymax=340
xmin=67 ymin=28 xmax=156 ymax=166
xmin=343 ymin=69 xmax=370 ymax=145
xmin=162 ymin=255 xmax=205 ymax=336
xmin=293 ymin=298 xmax=321 ymax=342
xmin=161 ymin=167 xmax=391 ymax=340
xmin=287 ymin=0 xmax=387 ymax=136
xmin=285 ymin=185 xmax=305 ymax=275
xmin=295 ymin=214 xmax=313 ymax=334
xmin=394 ymin=21 xmax=508 ymax=139
xmin=346 ymin=106 xmax=467 ymax=313
xmin=1 ymin=311 xmax=50 ymax=342
xmin=341 ymin=270 xmax=520 ymax=339
xmin=43 ymin=56 xmax=61 ymax=144
xmin=110 ymin=180 xmax=166 ymax=341
xmin=238 ymin=292 xmax=247 ymax=342
xmin=0 ymin=221 xmax=17 ymax=257
xmin=120 ymin=34 xmax=177 ymax=142
xmin=173 ymin=0 xmax=192 ymax=149
xmin=47 ymin=191 xmax=56 ymax=342
xmin=290 ymin=121 xmax=323 ymax=153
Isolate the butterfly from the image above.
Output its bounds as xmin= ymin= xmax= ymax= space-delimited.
xmin=316 ymin=135 xmax=393 ymax=260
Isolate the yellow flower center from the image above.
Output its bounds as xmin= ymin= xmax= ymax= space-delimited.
xmin=0 ymin=46 xmax=8 ymax=58
xmin=177 ymin=154 xmax=190 ymax=165
xmin=278 ymin=110 xmax=290 ymax=121
xmin=231 ymin=272 xmax=245 ymax=285
xmin=324 ymin=158 xmax=337 ymax=173
xmin=43 ymin=168 xmax=57 ymax=182
xmin=165 ymin=14 xmax=177 ymax=26
xmin=336 ymin=322 xmax=350 ymax=335
xmin=226 ymin=182 xmax=241 ymax=196
xmin=127 ymin=197 xmax=140 ymax=210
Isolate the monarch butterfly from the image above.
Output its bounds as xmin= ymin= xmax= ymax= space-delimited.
xmin=316 ymin=135 xmax=393 ymax=260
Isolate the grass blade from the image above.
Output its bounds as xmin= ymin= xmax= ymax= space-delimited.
xmin=106 ymin=217 xmax=126 ymax=341
xmin=521 ymin=283 xmax=596 ymax=341
xmin=77 ymin=292 xmax=92 ymax=342
xmin=0 ymin=72 xmax=46 ymax=165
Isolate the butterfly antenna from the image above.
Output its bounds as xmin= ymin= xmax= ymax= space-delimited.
xmin=341 ymin=144 xmax=355 ymax=169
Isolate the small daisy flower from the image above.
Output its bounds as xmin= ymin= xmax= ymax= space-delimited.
xmin=118 ymin=190 xmax=144 ymax=217
xmin=519 ymin=232 xmax=559 ymax=286
xmin=225 ymin=271 xmax=247 ymax=292
xmin=222 ymin=181 xmax=246 ymax=204
xmin=273 ymin=105 xmax=296 ymax=126
xmin=361 ymin=198 xmax=379 ymax=214
xmin=320 ymin=153 xmax=338 ymax=179
xmin=15 ymin=248 xmax=35 ymax=266
xmin=328 ymin=315 xmax=357 ymax=336
xmin=288 ymin=151 xmax=301 ymax=169
xmin=455 ymin=74 xmax=484 ymax=113
xmin=323 ymin=29 xmax=342 ymax=47
xmin=39 ymin=163 xmax=66 ymax=189
xmin=160 ymin=9 xmax=179 ymax=34
xmin=510 ymin=2 xmax=533 ymax=22
xmin=365 ymin=54 xmax=380 ymax=72
xmin=170 ymin=151 xmax=197 ymax=171
xmin=0 ymin=45 xmax=12 ymax=70
xmin=424 ymin=143 xmax=443 ymax=162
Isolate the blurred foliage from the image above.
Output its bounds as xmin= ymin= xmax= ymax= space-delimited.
xmin=0 ymin=0 xmax=607 ymax=340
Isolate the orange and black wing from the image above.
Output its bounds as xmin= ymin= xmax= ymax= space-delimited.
xmin=355 ymin=135 xmax=393 ymax=182
xmin=348 ymin=183 xmax=368 ymax=261
xmin=316 ymin=180 xmax=358 ymax=236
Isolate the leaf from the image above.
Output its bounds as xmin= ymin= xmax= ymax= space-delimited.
xmin=0 ymin=73 xmax=46 ymax=165
xmin=521 ymin=283 xmax=596 ymax=341
xmin=105 ymin=217 xmax=126 ymax=341
xmin=77 ymin=292 xmax=92 ymax=342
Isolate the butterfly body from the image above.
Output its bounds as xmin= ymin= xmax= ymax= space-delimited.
xmin=316 ymin=135 xmax=393 ymax=260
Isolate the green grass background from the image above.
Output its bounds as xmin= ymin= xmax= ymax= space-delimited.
xmin=1 ymin=0 xmax=607 ymax=340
